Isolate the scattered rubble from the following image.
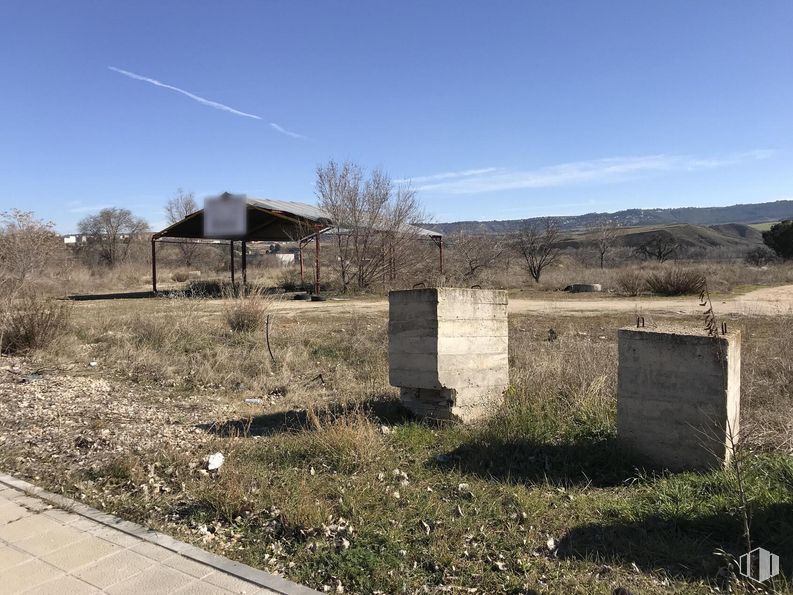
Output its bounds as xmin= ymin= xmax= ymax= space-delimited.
xmin=0 ymin=357 xmax=230 ymax=486
xmin=205 ymin=452 xmax=225 ymax=471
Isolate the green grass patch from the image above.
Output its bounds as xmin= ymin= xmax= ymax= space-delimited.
xmin=749 ymin=221 xmax=780 ymax=232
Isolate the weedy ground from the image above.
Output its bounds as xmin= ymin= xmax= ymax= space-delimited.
xmin=1 ymin=294 xmax=792 ymax=594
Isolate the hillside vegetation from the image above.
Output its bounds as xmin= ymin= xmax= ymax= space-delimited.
xmin=557 ymin=223 xmax=764 ymax=256
xmin=429 ymin=199 xmax=793 ymax=234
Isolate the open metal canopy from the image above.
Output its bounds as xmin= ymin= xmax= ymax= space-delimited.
xmin=153 ymin=195 xmax=333 ymax=242
xmin=150 ymin=192 xmax=443 ymax=294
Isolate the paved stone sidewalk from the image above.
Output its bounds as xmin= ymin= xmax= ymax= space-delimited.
xmin=0 ymin=474 xmax=317 ymax=595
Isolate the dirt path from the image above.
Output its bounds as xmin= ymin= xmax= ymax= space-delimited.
xmin=269 ymin=284 xmax=793 ymax=317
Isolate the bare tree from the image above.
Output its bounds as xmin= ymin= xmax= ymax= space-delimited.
xmin=0 ymin=210 xmax=61 ymax=294
xmin=448 ymin=231 xmax=504 ymax=282
xmin=78 ymin=208 xmax=149 ymax=266
xmin=592 ymin=219 xmax=619 ymax=269
xmin=165 ymin=189 xmax=199 ymax=266
xmin=635 ymin=233 xmax=678 ymax=262
xmin=315 ymin=160 xmax=427 ymax=291
xmin=513 ymin=218 xmax=561 ymax=283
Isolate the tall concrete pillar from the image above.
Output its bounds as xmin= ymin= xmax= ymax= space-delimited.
xmin=618 ymin=326 xmax=741 ymax=470
xmin=388 ymin=288 xmax=509 ymax=422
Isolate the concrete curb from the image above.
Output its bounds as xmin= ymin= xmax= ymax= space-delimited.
xmin=0 ymin=473 xmax=320 ymax=595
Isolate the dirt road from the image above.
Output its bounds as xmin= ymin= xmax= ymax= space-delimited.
xmin=270 ymin=284 xmax=793 ymax=317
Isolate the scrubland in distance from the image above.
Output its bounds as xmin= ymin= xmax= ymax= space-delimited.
xmin=5 ymin=221 xmax=793 ymax=299
xmin=2 ymin=294 xmax=789 ymax=594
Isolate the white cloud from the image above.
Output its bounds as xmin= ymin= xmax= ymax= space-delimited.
xmin=269 ymin=122 xmax=307 ymax=140
xmin=394 ymin=167 xmax=499 ymax=185
xmin=108 ymin=66 xmax=262 ymax=120
xmin=405 ymin=151 xmax=774 ymax=194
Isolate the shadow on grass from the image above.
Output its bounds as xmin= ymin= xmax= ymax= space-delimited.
xmin=431 ymin=433 xmax=641 ymax=488
xmin=557 ymin=501 xmax=793 ymax=583
xmin=67 ymin=291 xmax=158 ymax=301
xmin=65 ymin=282 xmax=293 ymax=301
xmin=198 ymin=394 xmax=416 ymax=437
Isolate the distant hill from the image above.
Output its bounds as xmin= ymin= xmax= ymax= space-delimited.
xmin=557 ymin=223 xmax=764 ymax=256
xmin=428 ymin=199 xmax=793 ymax=235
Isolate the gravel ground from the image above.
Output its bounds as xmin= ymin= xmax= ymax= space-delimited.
xmin=0 ymin=357 xmax=227 ymax=488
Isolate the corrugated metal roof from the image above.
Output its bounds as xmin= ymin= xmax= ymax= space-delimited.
xmin=247 ymin=197 xmax=332 ymax=224
xmin=154 ymin=193 xmax=440 ymax=240
xmin=322 ymin=224 xmax=441 ymax=238
xmin=411 ymin=225 xmax=442 ymax=237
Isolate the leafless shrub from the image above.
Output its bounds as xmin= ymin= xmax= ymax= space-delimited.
xmin=445 ymin=231 xmax=505 ymax=283
xmin=512 ymin=218 xmax=561 ymax=283
xmin=164 ymin=189 xmax=200 ymax=266
xmin=635 ymin=233 xmax=679 ymax=262
xmin=315 ymin=160 xmax=429 ymax=292
xmin=645 ymin=267 xmax=705 ymax=296
xmin=614 ymin=269 xmax=646 ymax=296
xmin=591 ymin=219 xmax=620 ymax=269
xmin=0 ymin=296 xmax=71 ymax=354
xmin=0 ymin=210 xmax=61 ymax=296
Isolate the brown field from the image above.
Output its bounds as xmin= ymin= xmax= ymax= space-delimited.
xmin=2 ymin=274 xmax=792 ymax=593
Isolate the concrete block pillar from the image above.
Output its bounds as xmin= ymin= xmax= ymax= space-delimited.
xmin=389 ymin=288 xmax=509 ymax=422
xmin=617 ymin=326 xmax=741 ymax=471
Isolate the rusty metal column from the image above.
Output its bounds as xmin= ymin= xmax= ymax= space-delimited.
xmin=299 ymin=243 xmax=305 ymax=286
xmin=439 ymin=237 xmax=444 ymax=275
xmin=230 ymin=240 xmax=235 ymax=286
xmin=241 ymin=240 xmax=247 ymax=292
xmin=314 ymin=228 xmax=321 ymax=295
xmin=388 ymin=243 xmax=396 ymax=283
xmin=151 ymin=238 xmax=157 ymax=293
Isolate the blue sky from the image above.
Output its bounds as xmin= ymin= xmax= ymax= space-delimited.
xmin=1 ymin=1 xmax=791 ymax=232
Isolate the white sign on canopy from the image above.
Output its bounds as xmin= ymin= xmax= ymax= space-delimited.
xmin=204 ymin=194 xmax=247 ymax=238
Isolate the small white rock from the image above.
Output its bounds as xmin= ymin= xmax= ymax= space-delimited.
xmin=206 ymin=452 xmax=224 ymax=471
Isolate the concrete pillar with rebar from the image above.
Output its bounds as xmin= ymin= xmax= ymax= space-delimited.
xmin=617 ymin=326 xmax=741 ymax=471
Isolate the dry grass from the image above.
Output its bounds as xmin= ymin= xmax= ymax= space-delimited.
xmin=4 ymin=224 xmax=793 ymax=592
xmin=299 ymin=406 xmax=385 ymax=473
xmin=5 ymin=293 xmax=793 ymax=594
xmin=740 ymin=320 xmax=793 ymax=452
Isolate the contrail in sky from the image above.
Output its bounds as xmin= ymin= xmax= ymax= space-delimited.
xmin=269 ymin=122 xmax=307 ymax=139
xmin=108 ymin=66 xmax=262 ymax=120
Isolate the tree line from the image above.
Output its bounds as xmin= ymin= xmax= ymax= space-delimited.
xmin=2 ymin=160 xmax=793 ymax=293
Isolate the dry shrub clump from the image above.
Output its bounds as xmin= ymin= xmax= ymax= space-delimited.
xmin=645 ymin=267 xmax=706 ymax=296
xmin=223 ymin=287 xmax=277 ymax=333
xmin=298 ymin=406 xmax=384 ymax=473
xmin=614 ymin=269 xmax=646 ymax=296
xmin=0 ymin=296 xmax=71 ymax=354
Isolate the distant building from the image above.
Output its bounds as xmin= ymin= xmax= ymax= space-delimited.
xmin=274 ymin=253 xmax=297 ymax=266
